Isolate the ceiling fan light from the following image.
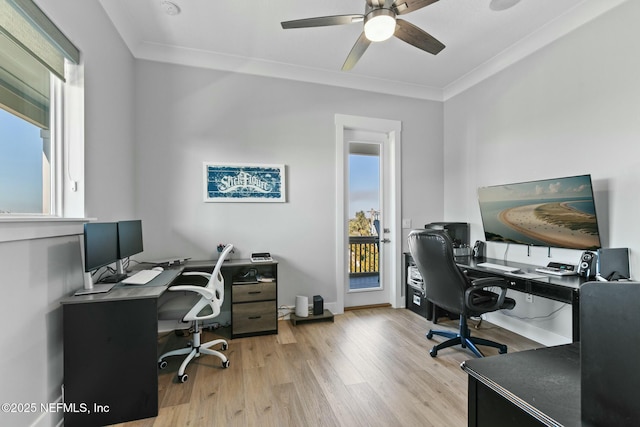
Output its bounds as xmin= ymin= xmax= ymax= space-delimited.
xmin=364 ymin=9 xmax=396 ymax=42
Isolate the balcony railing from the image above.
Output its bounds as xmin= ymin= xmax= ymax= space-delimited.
xmin=349 ymin=236 xmax=379 ymax=276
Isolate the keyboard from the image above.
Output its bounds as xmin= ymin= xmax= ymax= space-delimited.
xmin=121 ymin=269 xmax=162 ymax=285
xmin=477 ymin=262 xmax=521 ymax=273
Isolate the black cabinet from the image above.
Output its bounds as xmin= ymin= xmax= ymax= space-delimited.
xmin=406 ymin=282 xmax=429 ymax=318
xmin=404 ymin=252 xmax=459 ymax=323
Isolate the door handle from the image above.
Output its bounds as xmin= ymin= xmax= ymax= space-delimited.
xmin=381 ymin=238 xmax=391 ymax=243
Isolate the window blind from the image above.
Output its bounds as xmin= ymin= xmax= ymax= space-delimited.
xmin=0 ymin=0 xmax=79 ymax=129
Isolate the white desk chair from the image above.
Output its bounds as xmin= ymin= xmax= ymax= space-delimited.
xmin=157 ymin=244 xmax=234 ymax=382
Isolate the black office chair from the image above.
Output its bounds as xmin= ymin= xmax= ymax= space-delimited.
xmin=408 ymin=229 xmax=515 ymax=358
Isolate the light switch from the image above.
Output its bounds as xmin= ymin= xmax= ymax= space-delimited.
xmin=402 ymin=218 xmax=412 ymax=228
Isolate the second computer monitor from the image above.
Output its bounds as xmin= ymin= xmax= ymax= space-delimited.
xmin=117 ymin=220 xmax=144 ymax=259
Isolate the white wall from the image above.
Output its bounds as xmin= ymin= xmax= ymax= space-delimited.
xmin=0 ymin=2 xmax=136 ymax=426
xmin=443 ymin=0 xmax=640 ymax=345
xmin=132 ymin=60 xmax=443 ymax=308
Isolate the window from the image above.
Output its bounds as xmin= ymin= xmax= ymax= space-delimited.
xmin=0 ymin=0 xmax=80 ymax=217
xmin=0 ymin=101 xmax=51 ymax=214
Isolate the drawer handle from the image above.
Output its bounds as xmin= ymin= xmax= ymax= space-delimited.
xmin=248 ymin=316 xmax=262 ymax=320
xmin=248 ymin=291 xmax=262 ymax=295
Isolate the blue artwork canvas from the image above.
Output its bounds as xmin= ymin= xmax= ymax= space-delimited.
xmin=204 ymin=163 xmax=286 ymax=202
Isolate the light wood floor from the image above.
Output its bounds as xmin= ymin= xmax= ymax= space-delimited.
xmin=115 ymin=307 xmax=541 ymax=427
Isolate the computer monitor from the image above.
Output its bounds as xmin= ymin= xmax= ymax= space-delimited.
xmin=116 ymin=220 xmax=143 ymax=274
xmin=83 ymin=222 xmax=119 ymax=272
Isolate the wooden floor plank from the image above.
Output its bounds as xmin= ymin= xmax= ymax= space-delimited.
xmin=117 ymin=307 xmax=541 ymax=427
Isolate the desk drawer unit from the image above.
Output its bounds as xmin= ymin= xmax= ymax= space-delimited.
xmin=231 ymin=280 xmax=278 ymax=338
xmin=232 ymin=301 xmax=277 ymax=335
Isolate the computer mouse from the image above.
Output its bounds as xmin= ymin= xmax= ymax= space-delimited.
xmin=510 ymin=269 xmax=523 ymax=274
xmin=152 ymin=266 xmax=164 ymax=272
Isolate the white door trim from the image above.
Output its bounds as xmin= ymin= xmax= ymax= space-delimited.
xmin=335 ymin=114 xmax=402 ymax=314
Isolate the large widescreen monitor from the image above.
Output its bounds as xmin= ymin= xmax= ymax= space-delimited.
xmin=84 ymin=222 xmax=119 ymax=272
xmin=477 ymin=174 xmax=602 ymax=250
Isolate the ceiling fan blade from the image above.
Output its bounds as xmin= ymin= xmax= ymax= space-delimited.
xmin=393 ymin=0 xmax=439 ymax=15
xmin=281 ymin=14 xmax=363 ymax=29
xmin=394 ymin=19 xmax=445 ymax=55
xmin=342 ymin=32 xmax=372 ymax=71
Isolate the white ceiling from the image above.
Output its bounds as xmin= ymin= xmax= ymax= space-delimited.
xmin=98 ymin=0 xmax=625 ymax=100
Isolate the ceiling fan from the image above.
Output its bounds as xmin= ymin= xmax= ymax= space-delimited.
xmin=281 ymin=0 xmax=445 ymax=71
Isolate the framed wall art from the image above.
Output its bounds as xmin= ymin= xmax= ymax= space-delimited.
xmin=204 ymin=163 xmax=286 ymax=202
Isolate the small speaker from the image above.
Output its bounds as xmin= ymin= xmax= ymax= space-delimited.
xmin=597 ymin=248 xmax=630 ymax=280
xmin=313 ymin=295 xmax=323 ymax=315
xmin=577 ymin=251 xmax=597 ymax=278
xmin=472 ymin=241 xmax=485 ymax=259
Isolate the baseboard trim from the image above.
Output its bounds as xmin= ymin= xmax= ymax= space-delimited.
xmin=344 ymin=303 xmax=392 ymax=311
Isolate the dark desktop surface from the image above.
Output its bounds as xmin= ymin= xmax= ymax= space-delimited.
xmin=457 ymin=256 xmax=584 ymax=341
xmin=463 ymin=343 xmax=581 ymax=427
xmin=458 ymin=256 xmax=584 ymax=289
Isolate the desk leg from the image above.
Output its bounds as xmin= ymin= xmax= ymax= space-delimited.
xmin=470 ymin=378 xmax=546 ymax=426
xmin=63 ymin=299 xmax=158 ymax=426
xmin=572 ymin=289 xmax=580 ymax=342
xmin=468 ymin=378 xmax=478 ymax=427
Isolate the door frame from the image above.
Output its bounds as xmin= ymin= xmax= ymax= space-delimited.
xmin=335 ymin=114 xmax=402 ymax=314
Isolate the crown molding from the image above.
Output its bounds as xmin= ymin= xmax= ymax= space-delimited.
xmin=442 ymin=0 xmax=628 ymax=100
xmin=132 ymin=41 xmax=445 ymax=101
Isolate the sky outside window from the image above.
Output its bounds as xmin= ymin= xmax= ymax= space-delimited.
xmin=0 ymin=108 xmax=43 ymax=213
xmin=349 ymin=154 xmax=379 ymax=219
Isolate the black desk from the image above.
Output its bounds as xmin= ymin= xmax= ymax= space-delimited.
xmin=60 ymin=269 xmax=182 ymax=426
xmin=462 ymin=343 xmax=580 ymax=427
xmin=60 ymin=258 xmax=278 ymax=426
xmin=457 ymin=257 xmax=585 ymax=341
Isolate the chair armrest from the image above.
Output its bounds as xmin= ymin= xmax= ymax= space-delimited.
xmin=469 ymin=276 xmax=509 ymax=290
xmin=465 ymin=277 xmax=509 ymax=312
xmin=181 ymin=271 xmax=212 ymax=280
xmin=168 ymin=284 xmax=215 ymax=300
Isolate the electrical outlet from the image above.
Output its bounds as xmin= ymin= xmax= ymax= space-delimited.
xmin=525 ymin=293 xmax=533 ymax=303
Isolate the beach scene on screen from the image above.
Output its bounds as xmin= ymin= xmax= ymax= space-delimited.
xmin=478 ymin=175 xmax=601 ymax=250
